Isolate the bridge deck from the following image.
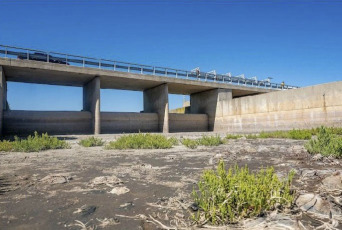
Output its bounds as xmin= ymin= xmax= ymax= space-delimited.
xmin=0 ymin=58 xmax=274 ymax=97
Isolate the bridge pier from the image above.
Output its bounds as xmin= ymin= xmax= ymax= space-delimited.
xmin=0 ymin=66 xmax=7 ymax=136
xmin=83 ymin=76 xmax=101 ymax=134
xmin=190 ymin=89 xmax=232 ymax=131
xmin=143 ymin=84 xmax=169 ymax=133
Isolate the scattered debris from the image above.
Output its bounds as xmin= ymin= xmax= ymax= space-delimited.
xmin=96 ymin=217 xmax=119 ymax=228
xmin=74 ymin=220 xmax=96 ymax=230
xmin=120 ymin=202 xmax=134 ymax=209
xmin=73 ymin=205 xmax=97 ymax=217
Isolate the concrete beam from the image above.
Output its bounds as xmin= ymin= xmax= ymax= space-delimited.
xmin=143 ymin=84 xmax=169 ymax=133
xmin=0 ymin=66 xmax=7 ymax=136
xmin=0 ymin=58 xmax=274 ymax=96
xmin=190 ymin=89 xmax=232 ymax=131
xmin=83 ymin=76 xmax=101 ymax=134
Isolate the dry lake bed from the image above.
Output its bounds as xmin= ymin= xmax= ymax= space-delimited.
xmin=0 ymin=133 xmax=341 ymax=230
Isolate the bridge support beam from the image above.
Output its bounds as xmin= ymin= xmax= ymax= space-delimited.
xmin=83 ymin=76 xmax=101 ymax=134
xmin=190 ymin=89 xmax=232 ymax=131
xmin=0 ymin=66 xmax=7 ymax=136
xmin=143 ymin=84 xmax=169 ymax=133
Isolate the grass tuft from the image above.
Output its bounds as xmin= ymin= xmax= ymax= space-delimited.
xmin=305 ymin=126 xmax=342 ymax=158
xmin=226 ymin=134 xmax=243 ymax=139
xmin=181 ymin=138 xmax=198 ymax=149
xmin=245 ymin=134 xmax=258 ymax=139
xmin=193 ymin=160 xmax=295 ymax=224
xmin=105 ymin=133 xmax=176 ymax=149
xmin=240 ymin=129 xmax=313 ymax=140
xmin=0 ymin=140 xmax=13 ymax=152
xmin=0 ymin=132 xmax=70 ymax=152
xmin=182 ymin=135 xmax=225 ymax=149
xmin=79 ymin=137 xmax=104 ymax=147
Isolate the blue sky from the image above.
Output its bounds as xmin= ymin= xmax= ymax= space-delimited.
xmin=1 ymin=0 xmax=341 ymax=111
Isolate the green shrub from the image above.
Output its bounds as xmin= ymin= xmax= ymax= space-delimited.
xmin=168 ymin=137 xmax=179 ymax=146
xmin=247 ymin=129 xmax=312 ymax=140
xmin=287 ymin=129 xmax=312 ymax=140
xmin=305 ymin=126 xmax=342 ymax=158
xmin=106 ymin=133 xmax=175 ymax=149
xmin=182 ymin=135 xmax=225 ymax=149
xmin=226 ymin=134 xmax=243 ymax=139
xmin=0 ymin=140 xmax=13 ymax=152
xmin=312 ymin=126 xmax=342 ymax=136
xmin=193 ymin=160 xmax=295 ymax=224
xmin=258 ymin=131 xmax=289 ymax=139
xmin=245 ymin=134 xmax=258 ymax=139
xmin=181 ymin=138 xmax=198 ymax=149
xmin=0 ymin=132 xmax=70 ymax=152
xmin=198 ymin=135 xmax=225 ymax=146
xmin=79 ymin=137 xmax=104 ymax=147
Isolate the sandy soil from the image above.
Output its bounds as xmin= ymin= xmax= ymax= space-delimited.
xmin=0 ymin=134 xmax=341 ymax=230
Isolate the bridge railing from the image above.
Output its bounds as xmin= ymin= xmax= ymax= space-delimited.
xmin=0 ymin=45 xmax=298 ymax=90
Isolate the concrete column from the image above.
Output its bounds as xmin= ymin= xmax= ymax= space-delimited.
xmin=190 ymin=89 xmax=232 ymax=131
xmin=0 ymin=66 xmax=7 ymax=136
xmin=143 ymin=84 xmax=169 ymax=133
xmin=83 ymin=76 xmax=101 ymax=134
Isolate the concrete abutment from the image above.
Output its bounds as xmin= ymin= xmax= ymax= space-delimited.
xmin=190 ymin=89 xmax=232 ymax=131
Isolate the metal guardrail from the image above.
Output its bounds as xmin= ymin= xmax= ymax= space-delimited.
xmin=0 ymin=45 xmax=298 ymax=90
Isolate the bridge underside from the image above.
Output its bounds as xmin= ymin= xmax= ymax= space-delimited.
xmin=0 ymin=59 xmax=273 ymax=135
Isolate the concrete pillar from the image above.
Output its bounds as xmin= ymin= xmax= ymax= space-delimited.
xmin=190 ymin=89 xmax=232 ymax=131
xmin=0 ymin=66 xmax=7 ymax=136
xmin=143 ymin=84 xmax=169 ymax=133
xmin=83 ymin=76 xmax=101 ymax=134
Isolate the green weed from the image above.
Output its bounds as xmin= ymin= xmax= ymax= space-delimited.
xmin=198 ymin=135 xmax=225 ymax=146
xmin=226 ymin=134 xmax=243 ymax=139
xmin=0 ymin=132 xmax=70 ymax=152
xmin=245 ymin=134 xmax=258 ymax=139
xmin=106 ymin=133 xmax=175 ymax=149
xmin=305 ymin=126 xmax=342 ymax=158
xmin=0 ymin=140 xmax=13 ymax=152
xmin=79 ymin=137 xmax=104 ymax=147
xmin=168 ymin=137 xmax=179 ymax=146
xmin=247 ymin=129 xmax=312 ymax=140
xmin=193 ymin=160 xmax=295 ymax=224
xmin=182 ymin=135 xmax=225 ymax=149
xmin=181 ymin=138 xmax=198 ymax=149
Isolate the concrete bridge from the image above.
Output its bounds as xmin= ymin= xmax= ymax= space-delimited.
xmin=0 ymin=45 xmax=293 ymax=136
xmin=3 ymin=45 xmax=339 ymax=136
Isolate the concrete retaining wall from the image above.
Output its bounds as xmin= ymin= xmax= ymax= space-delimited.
xmin=101 ymin=112 xmax=158 ymax=133
xmin=169 ymin=113 xmax=208 ymax=132
xmin=3 ymin=110 xmax=92 ymax=135
xmin=215 ymin=81 xmax=342 ymax=133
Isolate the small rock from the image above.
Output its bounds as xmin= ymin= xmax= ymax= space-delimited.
xmin=321 ymin=173 xmax=342 ymax=191
xmin=312 ymin=154 xmax=323 ymax=161
xmin=214 ymin=153 xmax=223 ymax=158
xmin=257 ymin=146 xmax=269 ymax=152
xmin=108 ymin=186 xmax=130 ymax=195
xmin=296 ymin=193 xmax=341 ymax=217
xmin=40 ymin=174 xmax=72 ymax=184
xmin=89 ymin=176 xmax=122 ymax=188
xmin=189 ymin=203 xmax=199 ymax=211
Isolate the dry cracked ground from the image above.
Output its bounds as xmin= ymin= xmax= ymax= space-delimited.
xmin=0 ymin=133 xmax=342 ymax=230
